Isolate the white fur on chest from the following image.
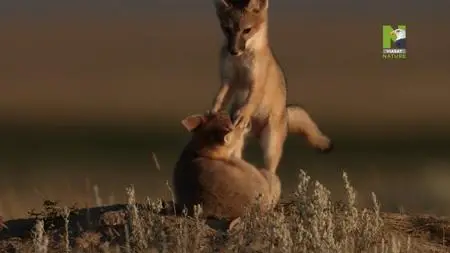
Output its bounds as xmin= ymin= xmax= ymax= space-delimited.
xmin=222 ymin=53 xmax=256 ymax=83
xmin=231 ymin=54 xmax=255 ymax=70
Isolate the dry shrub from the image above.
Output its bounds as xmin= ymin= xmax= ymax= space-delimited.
xmin=120 ymin=169 xmax=386 ymax=253
xmin=225 ymin=170 xmax=384 ymax=253
xmin=5 ymin=170 xmax=444 ymax=253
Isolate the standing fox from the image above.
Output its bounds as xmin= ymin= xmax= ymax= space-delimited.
xmin=210 ymin=0 xmax=334 ymax=173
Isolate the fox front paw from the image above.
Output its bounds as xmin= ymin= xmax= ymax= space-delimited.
xmin=232 ymin=111 xmax=251 ymax=129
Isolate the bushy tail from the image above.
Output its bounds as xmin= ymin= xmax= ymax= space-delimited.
xmin=286 ymin=104 xmax=334 ymax=153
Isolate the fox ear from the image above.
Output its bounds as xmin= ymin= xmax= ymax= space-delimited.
xmin=247 ymin=0 xmax=268 ymax=13
xmin=181 ymin=114 xmax=205 ymax=132
xmin=214 ymin=0 xmax=231 ymax=9
xmin=223 ymin=132 xmax=233 ymax=145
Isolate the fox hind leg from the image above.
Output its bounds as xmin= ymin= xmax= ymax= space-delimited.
xmin=259 ymin=119 xmax=288 ymax=173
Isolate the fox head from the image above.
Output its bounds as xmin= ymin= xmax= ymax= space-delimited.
xmin=181 ymin=111 xmax=250 ymax=153
xmin=214 ymin=0 xmax=269 ymax=56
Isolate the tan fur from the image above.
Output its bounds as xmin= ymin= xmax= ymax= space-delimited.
xmin=211 ymin=0 xmax=333 ymax=173
xmin=173 ymin=111 xmax=281 ymax=222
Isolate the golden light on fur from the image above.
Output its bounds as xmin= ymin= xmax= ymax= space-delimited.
xmin=211 ymin=0 xmax=333 ymax=173
xmin=173 ymin=111 xmax=281 ymax=228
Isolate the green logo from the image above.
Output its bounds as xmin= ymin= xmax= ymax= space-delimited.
xmin=382 ymin=24 xmax=407 ymax=59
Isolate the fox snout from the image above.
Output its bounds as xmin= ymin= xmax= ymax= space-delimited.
xmin=226 ymin=34 xmax=246 ymax=56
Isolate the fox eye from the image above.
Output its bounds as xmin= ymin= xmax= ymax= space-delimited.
xmin=243 ymin=28 xmax=252 ymax=34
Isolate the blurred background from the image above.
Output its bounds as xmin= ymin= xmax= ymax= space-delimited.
xmin=1 ymin=0 xmax=449 ymax=219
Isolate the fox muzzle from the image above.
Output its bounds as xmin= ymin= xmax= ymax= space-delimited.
xmin=227 ymin=35 xmax=246 ymax=56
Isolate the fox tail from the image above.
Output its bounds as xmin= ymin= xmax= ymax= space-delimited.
xmin=286 ymin=104 xmax=334 ymax=153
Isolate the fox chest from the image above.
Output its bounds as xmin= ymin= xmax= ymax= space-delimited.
xmin=222 ymin=55 xmax=256 ymax=90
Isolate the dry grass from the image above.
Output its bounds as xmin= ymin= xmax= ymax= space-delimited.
xmin=0 ymin=170 xmax=449 ymax=253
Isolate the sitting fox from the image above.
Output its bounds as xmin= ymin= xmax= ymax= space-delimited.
xmin=210 ymin=0 xmax=333 ymax=173
xmin=172 ymin=111 xmax=281 ymax=225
